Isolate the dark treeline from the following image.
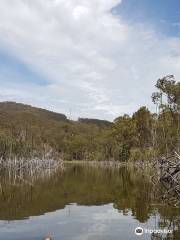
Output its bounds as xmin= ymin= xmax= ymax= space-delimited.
xmin=0 ymin=75 xmax=179 ymax=162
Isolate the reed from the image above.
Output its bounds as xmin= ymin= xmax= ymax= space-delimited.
xmin=0 ymin=156 xmax=64 ymax=184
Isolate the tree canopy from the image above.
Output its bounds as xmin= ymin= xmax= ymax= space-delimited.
xmin=0 ymin=76 xmax=179 ymax=162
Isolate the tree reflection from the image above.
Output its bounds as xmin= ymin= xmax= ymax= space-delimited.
xmin=0 ymin=164 xmax=179 ymax=239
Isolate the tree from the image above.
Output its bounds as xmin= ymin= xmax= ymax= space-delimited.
xmin=152 ymin=75 xmax=180 ymax=154
xmin=132 ymin=107 xmax=152 ymax=149
xmin=152 ymin=75 xmax=180 ymax=114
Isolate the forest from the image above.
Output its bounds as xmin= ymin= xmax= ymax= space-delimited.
xmin=0 ymin=75 xmax=179 ymax=163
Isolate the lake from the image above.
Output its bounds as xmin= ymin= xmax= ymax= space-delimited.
xmin=0 ymin=164 xmax=179 ymax=240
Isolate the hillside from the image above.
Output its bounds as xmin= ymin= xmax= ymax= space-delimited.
xmin=0 ymin=102 xmax=68 ymax=122
xmin=0 ymin=101 xmax=111 ymax=161
xmin=0 ymin=102 xmax=112 ymax=126
xmin=78 ymin=118 xmax=112 ymax=127
xmin=0 ymin=76 xmax=179 ymax=163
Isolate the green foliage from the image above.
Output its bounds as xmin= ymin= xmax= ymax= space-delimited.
xmin=129 ymin=148 xmax=157 ymax=162
xmin=132 ymin=107 xmax=152 ymax=148
xmin=152 ymin=75 xmax=180 ymax=112
xmin=151 ymin=75 xmax=180 ymax=155
xmin=0 ymin=75 xmax=179 ymax=162
xmin=78 ymin=118 xmax=112 ymax=126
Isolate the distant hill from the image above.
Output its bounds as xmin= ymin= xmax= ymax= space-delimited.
xmin=0 ymin=102 xmax=113 ymax=125
xmin=0 ymin=101 xmax=112 ymax=161
xmin=78 ymin=118 xmax=112 ymax=127
xmin=0 ymin=101 xmax=68 ymax=122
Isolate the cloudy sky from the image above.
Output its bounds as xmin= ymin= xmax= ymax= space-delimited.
xmin=0 ymin=0 xmax=180 ymax=120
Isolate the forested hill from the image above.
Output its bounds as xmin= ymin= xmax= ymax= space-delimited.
xmin=78 ymin=118 xmax=112 ymax=127
xmin=0 ymin=101 xmax=112 ymax=161
xmin=0 ymin=102 xmax=68 ymax=122
xmin=0 ymin=102 xmax=112 ymax=126
xmin=0 ymin=75 xmax=179 ymax=162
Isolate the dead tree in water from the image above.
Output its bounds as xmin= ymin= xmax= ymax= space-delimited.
xmin=152 ymin=152 xmax=180 ymax=205
xmin=0 ymin=157 xmax=64 ymax=185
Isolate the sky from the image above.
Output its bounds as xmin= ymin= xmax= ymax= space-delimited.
xmin=0 ymin=0 xmax=180 ymax=120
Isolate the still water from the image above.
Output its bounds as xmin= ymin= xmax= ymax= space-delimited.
xmin=0 ymin=164 xmax=179 ymax=240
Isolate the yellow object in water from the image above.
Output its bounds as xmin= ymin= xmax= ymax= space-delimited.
xmin=43 ymin=236 xmax=53 ymax=240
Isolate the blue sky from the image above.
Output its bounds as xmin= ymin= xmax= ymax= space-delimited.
xmin=0 ymin=0 xmax=180 ymax=120
xmin=0 ymin=50 xmax=49 ymax=86
xmin=115 ymin=0 xmax=180 ymax=37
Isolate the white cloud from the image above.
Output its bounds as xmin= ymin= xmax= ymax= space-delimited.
xmin=0 ymin=0 xmax=180 ymax=120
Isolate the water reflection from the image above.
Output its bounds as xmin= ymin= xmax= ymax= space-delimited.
xmin=0 ymin=164 xmax=179 ymax=240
